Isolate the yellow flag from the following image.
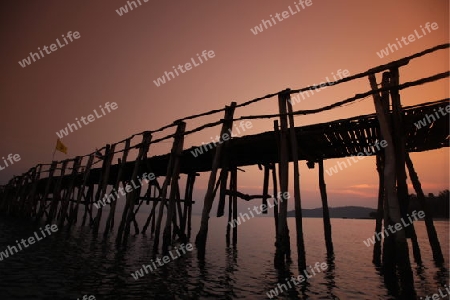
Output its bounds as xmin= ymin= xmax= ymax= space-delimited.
xmin=55 ymin=139 xmax=68 ymax=154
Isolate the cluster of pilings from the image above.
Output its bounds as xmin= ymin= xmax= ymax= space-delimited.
xmin=0 ymin=128 xmax=197 ymax=254
xmin=0 ymin=44 xmax=449 ymax=299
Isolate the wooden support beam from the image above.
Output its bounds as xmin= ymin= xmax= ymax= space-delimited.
xmin=36 ymin=161 xmax=57 ymax=222
xmin=261 ymin=165 xmax=270 ymax=214
xmin=405 ymin=153 xmax=444 ymax=265
xmin=195 ymin=102 xmax=237 ymax=257
xmin=271 ymin=163 xmax=279 ymax=235
xmin=104 ymin=139 xmax=131 ymax=236
xmin=162 ymin=122 xmax=186 ymax=253
xmin=286 ymin=89 xmax=307 ymax=272
xmin=373 ymin=153 xmax=384 ymax=265
xmin=28 ymin=165 xmax=42 ymax=218
xmin=369 ymin=73 xmax=415 ymax=298
xmin=47 ymin=160 xmax=69 ymax=224
xmin=117 ymin=131 xmax=152 ymax=244
xmin=231 ymin=166 xmax=238 ymax=246
xmin=373 ymin=72 xmax=389 ymax=265
xmin=318 ymin=159 xmax=334 ymax=256
xmin=93 ymin=144 xmax=115 ymax=234
xmin=274 ymin=90 xmax=291 ymax=268
xmin=58 ymin=157 xmax=82 ymax=226
xmin=181 ymin=173 xmax=196 ymax=239
xmin=69 ymin=154 xmax=94 ymax=226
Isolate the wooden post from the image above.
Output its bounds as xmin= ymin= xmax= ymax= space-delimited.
xmin=226 ymin=171 xmax=233 ymax=246
xmin=271 ymin=163 xmax=279 ymax=234
xmin=142 ymin=180 xmax=161 ymax=234
xmin=58 ymin=157 xmax=82 ymax=226
xmin=17 ymin=170 xmax=32 ymax=216
xmin=405 ymin=153 xmax=444 ymax=265
xmin=104 ymin=139 xmax=131 ymax=236
xmin=153 ymin=123 xmax=185 ymax=253
xmin=93 ymin=144 xmax=115 ymax=234
xmin=275 ymin=91 xmax=291 ymax=268
xmin=373 ymin=153 xmax=384 ymax=265
xmin=369 ymin=73 xmax=415 ymax=298
xmin=36 ymin=162 xmax=57 ymax=222
xmin=261 ymin=165 xmax=270 ymax=214
xmin=28 ymin=165 xmax=42 ymax=218
xmin=82 ymin=184 xmax=94 ymax=226
xmin=285 ymin=89 xmax=307 ymax=271
xmin=181 ymin=173 xmax=196 ymax=238
xmin=69 ymin=154 xmax=94 ymax=226
xmin=195 ymin=102 xmax=237 ymax=257
xmin=231 ymin=166 xmax=238 ymax=246
xmin=162 ymin=122 xmax=186 ymax=253
xmin=372 ymin=72 xmax=389 ymax=265
xmin=318 ymin=159 xmax=334 ymax=256
xmin=389 ymin=68 xmax=422 ymax=265
xmin=47 ymin=160 xmax=69 ymax=224
xmin=117 ymin=132 xmax=152 ymax=244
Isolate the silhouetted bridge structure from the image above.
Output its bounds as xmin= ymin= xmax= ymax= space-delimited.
xmin=1 ymin=44 xmax=449 ymax=298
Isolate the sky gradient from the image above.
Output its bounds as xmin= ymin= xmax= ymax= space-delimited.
xmin=0 ymin=0 xmax=448 ymax=212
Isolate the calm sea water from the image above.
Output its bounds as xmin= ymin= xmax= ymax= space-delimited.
xmin=0 ymin=212 xmax=448 ymax=300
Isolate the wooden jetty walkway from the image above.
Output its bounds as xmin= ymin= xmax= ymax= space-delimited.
xmin=1 ymin=44 xmax=449 ymax=298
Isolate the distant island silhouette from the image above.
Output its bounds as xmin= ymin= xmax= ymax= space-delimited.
xmin=287 ymin=206 xmax=376 ymax=219
xmin=288 ymin=190 xmax=449 ymax=219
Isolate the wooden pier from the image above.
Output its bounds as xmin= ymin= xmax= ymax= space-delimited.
xmin=1 ymin=44 xmax=449 ymax=298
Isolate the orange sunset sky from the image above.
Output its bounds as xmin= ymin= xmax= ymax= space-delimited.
xmin=0 ymin=0 xmax=448 ymax=212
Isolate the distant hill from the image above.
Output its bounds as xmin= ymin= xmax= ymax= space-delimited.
xmin=287 ymin=206 xmax=376 ymax=219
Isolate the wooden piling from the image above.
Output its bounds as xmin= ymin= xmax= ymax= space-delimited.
xmin=318 ymin=159 xmax=334 ymax=256
xmin=262 ymin=165 xmax=270 ymax=214
xmin=372 ymin=72 xmax=389 ymax=265
xmin=93 ymin=144 xmax=115 ymax=234
xmin=405 ymin=153 xmax=444 ymax=265
xmin=36 ymin=161 xmax=57 ymax=222
xmin=58 ymin=157 xmax=82 ymax=226
xmin=117 ymin=132 xmax=152 ymax=244
xmin=271 ymin=163 xmax=279 ymax=234
xmin=69 ymin=154 xmax=94 ymax=226
xmin=275 ymin=90 xmax=291 ymax=268
xmin=181 ymin=173 xmax=196 ymax=239
xmin=373 ymin=153 xmax=384 ymax=265
xmin=389 ymin=68 xmax=422 ymax=265
xmin=195 ymin=102 xmax=237 ymax=257
xmin=28 ymin=165 xmax=42 ymax=218
xmin=162 ymin=122 xmax=186 ymax=253
xmin=369 ymin=73 xmax=415 ymax=298
xmin=285 ymin=90 xmax=307 ymax=271
xmin=231 ymin=166 xmax=238 ymax=246
xmin=104 ymin=139 xmax=131 ymax=236
xmin=47 ymin=160 xmax=69 ymax=224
